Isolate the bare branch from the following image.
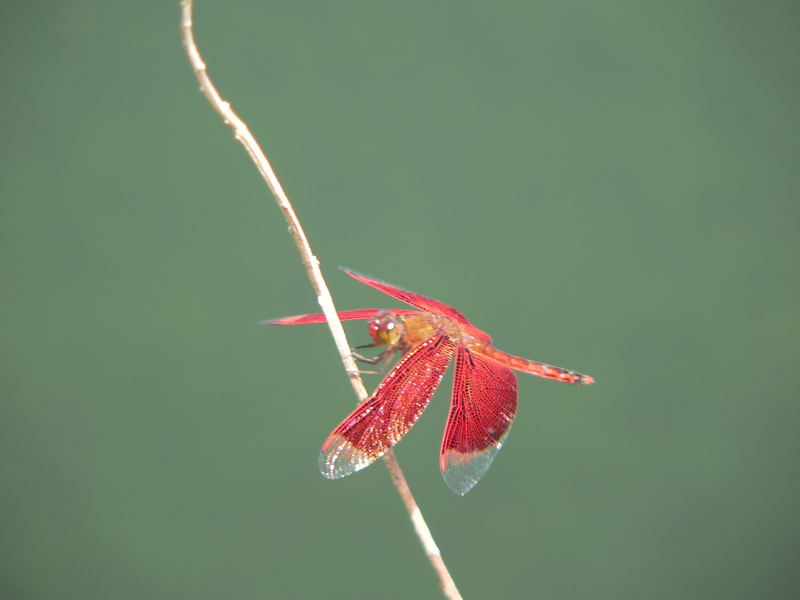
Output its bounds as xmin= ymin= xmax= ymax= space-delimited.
xmin=179 ymin=3 xmax=463 ymax=599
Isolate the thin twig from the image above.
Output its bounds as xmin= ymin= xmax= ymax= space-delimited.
xmin=179 ymin=3 xmax=463 ymax=599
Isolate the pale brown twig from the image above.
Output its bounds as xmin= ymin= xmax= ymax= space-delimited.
xmin=179 ymin=3 xmax=463 ymax=599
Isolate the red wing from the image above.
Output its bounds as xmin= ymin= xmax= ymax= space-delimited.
xmin=263 ymin=308 xmax=419 ymax=326
xmin=440 ymin=346 xmax=518 ymax=495
xmin=320 ymin=334 xmax=456 ymax=479
xmin=342 ymin=268 xmax=492 ymax=343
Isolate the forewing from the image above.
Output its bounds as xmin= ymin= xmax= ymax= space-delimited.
xmin=342 ymin=268 xmax=492 ymax=343
xmin=320 ymin=334 xmax=456 ymax=479
xmin=263 ymin=308 xmax=419 ymax=326
xmin=441 ymin=346 xmax=518 ymax=495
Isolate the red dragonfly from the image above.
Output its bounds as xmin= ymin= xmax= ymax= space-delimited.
xmin=267 ymin=269 xmax=594 ymax=495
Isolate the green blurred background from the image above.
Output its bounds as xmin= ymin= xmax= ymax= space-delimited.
xmin=2 ymin=1 xmax=798 ymax=598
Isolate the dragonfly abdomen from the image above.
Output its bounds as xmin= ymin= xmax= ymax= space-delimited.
xmin=476 ymin=345 xmax=594 ymax=385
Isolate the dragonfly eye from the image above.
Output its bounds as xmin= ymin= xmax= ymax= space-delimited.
xmin=367 ymin=310 xmax=404 ymax=347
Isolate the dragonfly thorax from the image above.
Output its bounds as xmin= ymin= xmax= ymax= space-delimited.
xmin=367 ymin=310 xmax=405 ymax=348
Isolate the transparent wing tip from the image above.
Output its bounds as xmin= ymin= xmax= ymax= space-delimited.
xmin=441 ymin=445 xmax=502 ymax=496
xmin=319 ymin=435 xmax=382 ymax=480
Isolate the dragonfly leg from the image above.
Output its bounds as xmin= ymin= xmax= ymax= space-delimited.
xmin=351 ymin=349 xmax=386 ymax=364
xmin=351 ymin=347 xmax=398 ymax=374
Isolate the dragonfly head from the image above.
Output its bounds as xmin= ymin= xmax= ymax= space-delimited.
xmin=367 ymin=310 xmax=405 ymax=348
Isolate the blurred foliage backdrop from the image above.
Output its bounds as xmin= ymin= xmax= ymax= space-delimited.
xmin=2 ymin=1 xmax=798 ymax=599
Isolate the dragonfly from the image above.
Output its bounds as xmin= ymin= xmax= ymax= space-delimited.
xmin=266 ymin=269 xmax=594 ymax=495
